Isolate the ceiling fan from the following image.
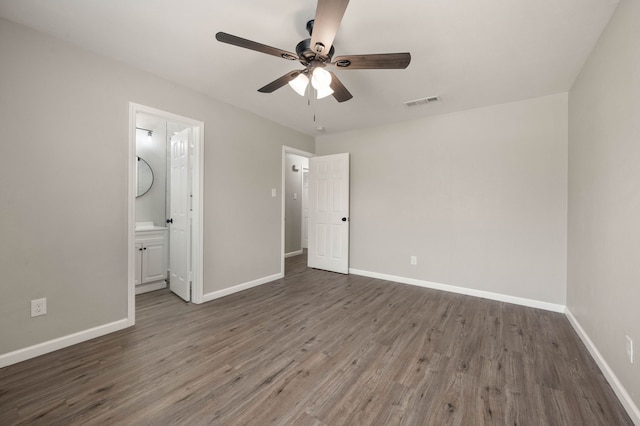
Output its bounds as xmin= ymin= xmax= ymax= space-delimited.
xmin=215 ymin=0 xmax=411 ymax=103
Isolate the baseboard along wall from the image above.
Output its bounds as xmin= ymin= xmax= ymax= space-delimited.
xmin=201 ymin=273 xmax=284 ymax=303
xmin=565 ymin=308 xmax=640 ymax=424
xmin=0 ymin=319 xmax=129 ymax=369
xmin=349 ymin=268 xmax=566 ymax=313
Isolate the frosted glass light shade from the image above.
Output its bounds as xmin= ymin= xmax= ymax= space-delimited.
xmin=311 ymin=67 xmax=332 ymax=90
xmin=316 ymin=85 xmax=334 ymax=99
xmin=288 ymin=73 xmax=309 ymax=96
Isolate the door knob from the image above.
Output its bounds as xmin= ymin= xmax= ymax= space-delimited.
xmin=166 ymin=218 xmax=173 ymax=224
xmin=342 ymin=217 xmax=348 ymax=222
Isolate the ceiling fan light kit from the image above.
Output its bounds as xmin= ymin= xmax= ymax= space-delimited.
xmin=311 ymin=68 xmax=332 ymax=90
xmin=215 ymin=0 xmax=411 ymax=103
xmin=316 ymin=85 xmax=335 ymax=99
xmin=288 ymin=73 xmax=310 ymax=96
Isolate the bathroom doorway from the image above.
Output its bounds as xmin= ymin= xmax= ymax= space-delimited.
xmin=281 ymin=146 xmax=313 ymax=275
xmin=128 ymin=103 xmax=204 ymax=325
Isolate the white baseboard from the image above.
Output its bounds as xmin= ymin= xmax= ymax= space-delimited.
xmin=285 ymin=250 xmax=303 ymax=258
xmin=201 ymin=273 xmax=284 ymax=303
xmin=0 ymin=318 xmax=129 ymax=369
xmin=565 ymin=308 xmax=640 ymax=424
xmin=349 ymin=268 xmax=565 ymax=313
xmin=135 ymin=280 xmax=166 ymax=294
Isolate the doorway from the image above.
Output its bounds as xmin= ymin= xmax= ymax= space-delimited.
xmin=281 ymin=146 xmax=313 ymax=275
xmin=128 ymin=103 xmax=204 ymax=325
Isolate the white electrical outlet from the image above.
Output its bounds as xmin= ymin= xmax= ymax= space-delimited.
xmin=626 ymin=335 xmax=633 ymax=364
xmin=410 ymin=256 xmax=417 ymax=265
xmin=31 ymin=298 xmax=47 ymax=317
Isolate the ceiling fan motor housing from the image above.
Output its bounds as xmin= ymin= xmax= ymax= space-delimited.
xmin=296 ymin=38 xmax=335 ymax=64
xmin=296 ymin=19 xmax=335 ymax=64
xmin=306 ymin=19 xmax=315 ymax=36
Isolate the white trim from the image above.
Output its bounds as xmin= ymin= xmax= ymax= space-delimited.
xmin=127 ymin=104 xmax=137 ymax=326
xmin=285 ymin=250 xmax=303 ymax=258
xmin=190 ymin=124 xmax=205 ymax=304
xmin=349 ymin=268 xmax=566 ymax=313
xmin=135 ymin=281 xmax=167 ymax=294
xmin=201 ymin=273 xmax=284 ymax=303
xmin=0 ymin=319 xmax=129 ymax=369
xmin=129 ymin=103 xmax=205 ymax=309
xmin=281 ymin=146 xmax=314 ymax=276
xmin=565 ymin=308 xmax=640 ymax=424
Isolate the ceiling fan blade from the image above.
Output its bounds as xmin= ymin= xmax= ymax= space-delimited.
xmin=332 ymin=53 xmax=411 ymax=69
xmin=310 ymin=0 xmax=350 ymax=60
xmin=328 ymin=72 xmax=353 ymax=102
xmin=258 ymin=70 xmax=304 ymax=93
xmin=215 ymin=32 xmax=299 ymax=61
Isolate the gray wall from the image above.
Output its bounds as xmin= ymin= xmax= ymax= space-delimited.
xmin=285 ymin=153 xmax=308 ymax=254
xmin=317 ymin=93 xmax=568 ymax=305
xmin=568 ymin=0 xmax=640 ymax=410
xmin=135 ymin=115 xmax=167 ymax=228
xmin=0 ymin=18 xmax=314 ymax=355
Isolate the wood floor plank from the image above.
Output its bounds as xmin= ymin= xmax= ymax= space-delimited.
xmin=0 ymin=253 xmax=633 ymax=425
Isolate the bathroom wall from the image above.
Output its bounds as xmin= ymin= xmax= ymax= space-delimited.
xmin=135 ymin=114 xmax=167 ymax=227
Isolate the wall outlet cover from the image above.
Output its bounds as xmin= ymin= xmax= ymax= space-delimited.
xmin=31 ymin=298 xmax=47 ymax=317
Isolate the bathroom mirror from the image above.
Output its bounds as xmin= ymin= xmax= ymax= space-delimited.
xmin=136 ymin=156 xmax=154 ymax=197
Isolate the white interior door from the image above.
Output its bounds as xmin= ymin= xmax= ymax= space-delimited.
xmin=308 ymin=153 xmax=350 ymax=274
xmin=169 ymin=128 xmax=191 ymax=301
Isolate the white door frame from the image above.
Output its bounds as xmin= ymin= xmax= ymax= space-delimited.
xmin=301 ymin=167 xmax=310 ymax=250
xmin=128 ymin=103 xmax=205 ymax=325
xmin=281 ymin=145 xmax=314 ymax=275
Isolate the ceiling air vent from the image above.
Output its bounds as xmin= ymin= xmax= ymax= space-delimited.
xmin=404 ymin=96 xmax=440 ymax=108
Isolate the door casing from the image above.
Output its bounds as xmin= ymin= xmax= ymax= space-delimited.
xmin=128 ymin=103 xmax=204 ymax=325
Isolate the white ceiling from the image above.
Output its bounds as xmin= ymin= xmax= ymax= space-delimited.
xmin=0 ymin=0 xmax=619 ymax=136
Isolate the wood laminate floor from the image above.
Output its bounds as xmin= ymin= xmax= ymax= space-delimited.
xmin=0 ymin=254 xmax=633 ymax=425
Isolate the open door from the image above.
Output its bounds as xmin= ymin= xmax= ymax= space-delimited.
xmin=308 ymin=153 xmax=350 ymax=274
xmin=168 ymin=128 xmax=191 ymax=301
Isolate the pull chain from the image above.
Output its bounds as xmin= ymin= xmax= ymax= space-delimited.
xmin=310 ymin=88 xmax=318 ymax=123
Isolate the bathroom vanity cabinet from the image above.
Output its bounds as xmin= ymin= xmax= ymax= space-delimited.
xmin=135 ymin=227 xmax=168 ymax=294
